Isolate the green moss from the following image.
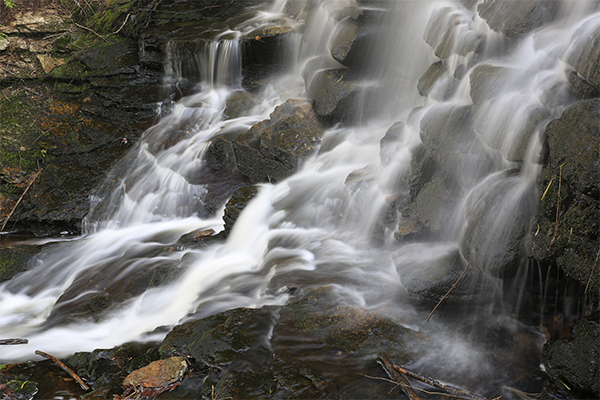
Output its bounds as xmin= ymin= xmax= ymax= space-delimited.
xmin=48 ymin=59 xmax=88 ymax=80
xmin=87 ymin=4 xmax=133 ymax=36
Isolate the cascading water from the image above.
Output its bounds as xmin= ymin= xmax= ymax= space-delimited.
xmin=0 ymin=0 xmax=596 ymax=397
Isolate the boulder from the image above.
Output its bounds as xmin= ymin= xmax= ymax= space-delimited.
xmin=306 ymin=68 xmax=373 ymax=122
xmin=528 ymin=99 xmax=600 ymax=300
xmin=417 ymin=60 xmax=457 ymax=100
xmin=424 ymin=4 xmax=485 ymax=58
xmin=419 ymin=103 xmax=504 ymax=189
xmin=561 ymin=18 xmax=600 ymax=94
xmin=207 ymin=98 xmax=326 ymax=183
xmin=458 ymin=170 xmax=537 ymax=278
xmin=542 ymin=312 xmax=600 ymax=400
xmin=477 ymin=0 xmax=559 ymax=39
xmin=394 ymin=243 xmax=494 ymax=303
xmin=469 ymin=64 xmax=550 ymax=162
xmin=329 ymin=15 xmax=378 ymax=70
xmin=414 ymin=175 xmax=459 ymax=234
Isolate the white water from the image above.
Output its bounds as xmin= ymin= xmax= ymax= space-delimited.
xmin=0 ymin=1 xmax=596 ymax=391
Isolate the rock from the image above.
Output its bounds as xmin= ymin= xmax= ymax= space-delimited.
xmin=160 ymin=307 xmax=277 ymax=370
xmin=477 ymin=0 xmax=559 ymax=39
xmin=414 ymin=175 xmax=459 ymax=234
xmin=123 ymin=356 xmax=187 ymax=388
xmin=67 ymin=342 xmax=160 ymax=395
xmin=306 ymin=68 xmax=376 ymax=122
xmin=561 ymin=18 xmax=600 ymax=93
xmin=469 ymin=64 xmax=549 ymax=162
xmin=424 ymin=3 xmax=485 ymax=58
xmin=224 ymin=90 xmax=262 ymax=119
xmin=542 ymin=312 xmax=600 ymax=400
xmin=207 ymin=98 xmax=326 ymax=184
xmin=222 ymin=185 xmax=259 ymax=236
xmin=528 ymin=99 xmax=600 ymax=300
xmin=2 ymin=5 xmax=67 ymax=34
xmin=394 ymin=243 xmax=494 ymax=303
xmin=458 ymin=170 xmax=537 ymax=278
xmin=419 ymin=103 xmax=504 ymax=189
xmin=329 ymin=15 xmax=378 ymax=70
xmin=567 ymin=70 xmax=600 ymax=99
xmin=417 ymin=60 xmax=457 ymax=100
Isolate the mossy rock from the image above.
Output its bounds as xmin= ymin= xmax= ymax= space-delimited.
xmin=528 ymin=99 xmax=599 ymax=301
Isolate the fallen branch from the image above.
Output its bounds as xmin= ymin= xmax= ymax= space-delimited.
xmin=35 ymin=350 xmax=90 ymax=391
xmin=0 ymin=338 xmax=28 ymax=345
xmin=1 ymin=168 xmax=43 ymax=232
xmin=425 ymin=255 xmax=472 ymax=322
xmin=379 ymin=353 xmax=489 ymax=400
xmin=377 ymin=353 xmax=423 ymax=400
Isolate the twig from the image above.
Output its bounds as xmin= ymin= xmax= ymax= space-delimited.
xmin=110 ymin=13 xmax=131 ymax=36
xmin=378 ymin=353 xmax=422 ymax=400
xmin=0 ymin=338 xmax=28 ymax=345
xmin=381 ymin=354 xmax=489 ymax=400
xmin=1 ymin=168 xmax=43 ymax=232
xmin=549 ymin=162 xmax=565 ymax=251
xmin=35 ymin=350 xmax=90 ymax=391
xmin=425 ymin=255 xmax=472 ymax=322
xmin=74 ymin=22 xmax=109 ymax=42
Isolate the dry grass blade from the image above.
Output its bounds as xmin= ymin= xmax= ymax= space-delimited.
xmin=1 ymin=168 xmax=43 ymax=232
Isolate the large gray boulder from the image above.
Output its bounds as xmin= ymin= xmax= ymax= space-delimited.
xmin=419 ymin=103 xmax=505 ymax=189
xmin=458 ymin=171 xmax=537 ymax=278
xmin=424 ymin=4 xmax=485 ymax=58
xmin=469 ymin=64 xmax=550 ymax=162
xmin=477 ymin=0 xmax=559 ymax=39
xmin=307 ymin=68 xmax=377 ymax=122
xmin=329 ymin=14 xmax=379 ymax=71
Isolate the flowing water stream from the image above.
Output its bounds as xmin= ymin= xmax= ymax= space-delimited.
xmin=0 ymin=0 xmax=597 ymax=397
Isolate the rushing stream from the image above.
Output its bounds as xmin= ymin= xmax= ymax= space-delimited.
xmin=1 ymin=0 xmax=597 ymax=397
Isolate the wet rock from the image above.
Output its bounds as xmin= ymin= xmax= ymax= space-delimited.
xmin=419 ymin=103 xmax=504 ymax=189
xmin=329 ymin=14 xmax=378 ymax=71
xmin=394 ymin=243 xmax=494 ymax=303
xmin=528 ymin=99 xmax=600 ymax=300
xmin=271 ymin=286 xmax=420 ymax=399
xmin=123 ymin=356 xmax=187 ymax=389
xmin=469 ymin=64 xmax=549 ymax=162
xmin=207 ymin=98 xmax=326 ymax=184
xmin=307 ymin=68 xmax=376 ymax=123
xmin=418 ymin=60 xmax=457 ymax=100
xmin=477 ymin=0 xmax=559 ymax=39
xmin=159 ymin=307 xmax=277 ymax=371
xmin=408 ymin=144 xmax=438 ymax=201
xmin=224 ymin=90 xmax=262 ymax=119
xmin=567 ymin=70 xmax=600 ymax=99
xmin=542 ymin=311 xmax=600 ymax=400
xmin=414 ymin=175 xmax=459 ymax=234
xmin=424 ymin=3 xmax=485 ymax=58
xmin=561 ymin=18 xmax=600 ymax=94
xmin=0 ymin=242 xmax=43 ymax=283
xmin=0 ymin=373 xmax=39 ymax=400
xmin=459 ymin=171 xmax=537 ymax=278
xmin=222 ymin=185 xmax=259 ymax=236
xmin=67 ymin=342 xmax=160 ymax=397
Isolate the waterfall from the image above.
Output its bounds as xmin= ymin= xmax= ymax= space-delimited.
xmin=0 ymin=1 xmax=595 ymax=395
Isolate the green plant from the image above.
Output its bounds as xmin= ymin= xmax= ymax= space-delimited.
xmin=3 ymin=0 xmax=16 ymax=8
